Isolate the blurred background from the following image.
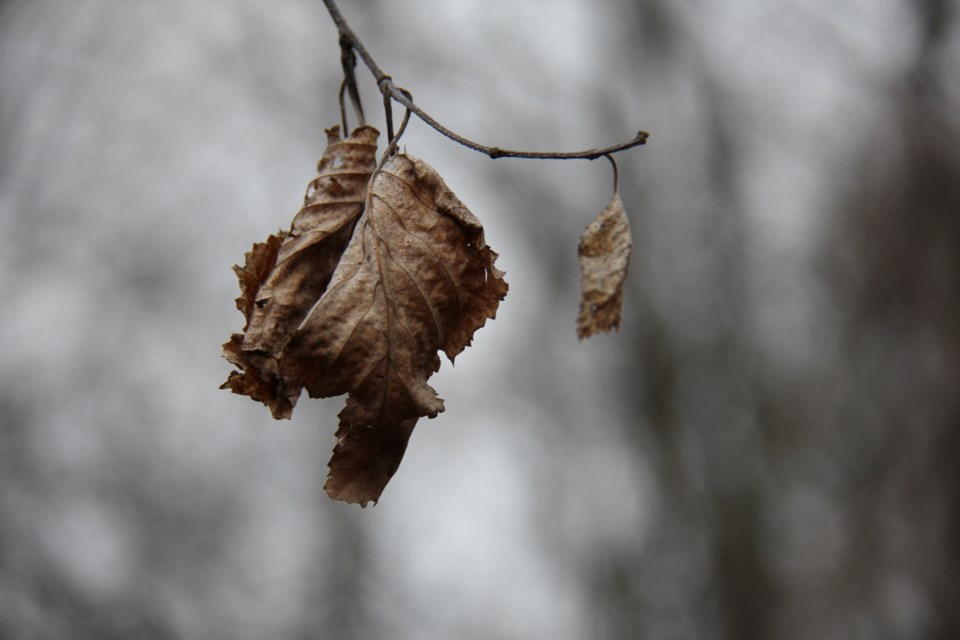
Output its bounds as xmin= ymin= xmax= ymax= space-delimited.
xmin=1 ymin=0 xmax=958 ymax=638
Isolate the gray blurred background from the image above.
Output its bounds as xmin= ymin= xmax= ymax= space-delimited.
xmin=1 ymin=0 xmax=958 ymax=638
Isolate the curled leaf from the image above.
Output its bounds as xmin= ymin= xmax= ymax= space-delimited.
xmin=222 ymin=141 xmax=507 ymax=506
xmin=284 ymin=153 xmax=508 ymax=504
xmin=222 ymin=125 xmax=380 ymax=419
xmin=284 ymin=154 xmax=508 ymax=421
xmin=577 ymin=192 xmax=632 ymax=339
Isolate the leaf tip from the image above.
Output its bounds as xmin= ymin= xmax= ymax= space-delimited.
xmin=323 ymin=419 xmax=417 ymax=507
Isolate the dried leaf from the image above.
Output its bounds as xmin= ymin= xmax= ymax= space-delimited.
xmin=577 ymin=192 xmax=632 ymax=339
xmin=281 ymin=153 xmax=508 ymax=504
xmin=223 ymin=142 xmax=507 ymax=506
xmin=222 ymin=125 xmax=380 ymax=418
xmin=283 ymin=153 xmax=507 ymax=416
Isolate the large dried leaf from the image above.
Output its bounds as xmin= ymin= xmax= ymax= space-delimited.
xmin=282 ymin=153 xmax=508 ymax=504
xmin=222 ymin=125 xmax=380 ymax=418
xmin=223 ymin=144 xmax=507 ymax=506
xmin=577 ymin=192 xmax=632 ymax=339
xmin=283 ymin=154 xmax=508 ymax=418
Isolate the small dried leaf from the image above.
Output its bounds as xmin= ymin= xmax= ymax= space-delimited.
xmin=222 ymin=125 xmax=380 ymax=418
xmin=577 ymin=192 xmax=632 ymax=339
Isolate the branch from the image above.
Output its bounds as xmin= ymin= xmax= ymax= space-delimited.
xmin=321 ymin=0 xmax=649 ymax=160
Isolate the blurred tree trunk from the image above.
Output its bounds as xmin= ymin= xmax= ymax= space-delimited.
xmin=821 ymin=1 xmax=960 ymax=636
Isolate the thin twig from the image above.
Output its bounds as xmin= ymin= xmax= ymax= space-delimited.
xmin=605 ymin=154 xmax=619 ymax=192
xmin=338 ymin=79 xmax=349 ymax=132
xmin=383 ymin=89 xmax=394 ymax=144
xmin=321 ymin=0 xmax=648 ymax=160
xmin=382 ymin=103 xmax=412 ymax=162
xmin=338 ymin=33 xmax=364 ymax=126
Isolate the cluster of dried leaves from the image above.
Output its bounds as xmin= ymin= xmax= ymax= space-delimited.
xmin=222 ymin=125 xmax=631 ymax=505
xmin=223 ymin=126 xmax=508 ymax=505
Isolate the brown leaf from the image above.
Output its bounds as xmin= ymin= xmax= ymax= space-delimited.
xmin=577 ymin=192 xmax=632 ymax=339
xmin=323 ymin=418 xmax=418 ymax=507
xmin=283 ymin=153 xmax=508 ymax=504
xmin=282 ymin=153 xmax=507 ymax=419
xmin=223 ymin=142 xmax=507 ymax=505
xmin=221 ymin=125 xmax=380 ymax=418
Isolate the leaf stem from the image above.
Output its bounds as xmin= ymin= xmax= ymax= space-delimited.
xmin=321 ymin=0 xmax=649 ymax=160
xmin=338 ymin=33 xmax=364 ymax=127
xmin=605 ymin=154 xmax=620 ymax=193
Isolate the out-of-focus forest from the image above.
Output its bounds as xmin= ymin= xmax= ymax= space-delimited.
xmin=1 ymin=1 xmax=957 ymax=638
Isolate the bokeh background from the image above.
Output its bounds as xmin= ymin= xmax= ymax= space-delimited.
xmin=2 ymin=0 xmax=958 ymax=638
